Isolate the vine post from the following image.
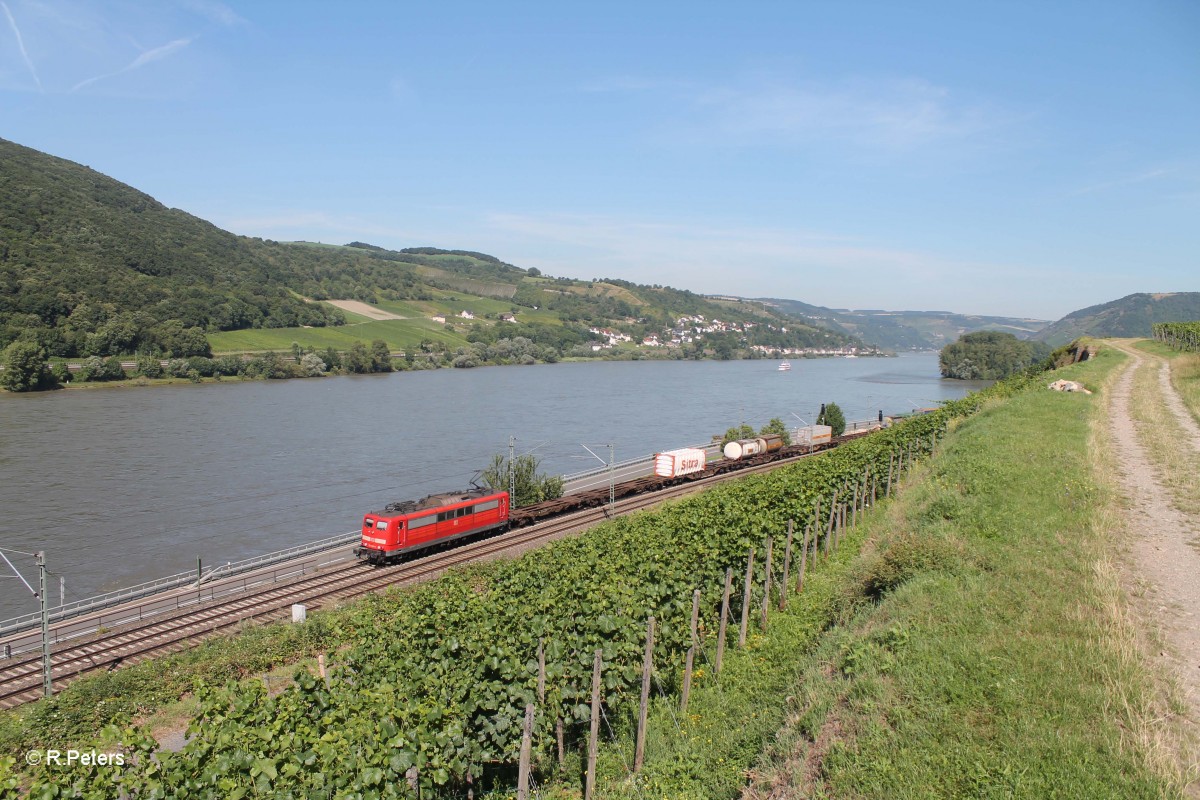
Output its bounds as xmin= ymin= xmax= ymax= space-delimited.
xmin=634 ymin=616 xmax=656 ymax=772
xmin=780 ymin=519 xmax=794 ymax=610
xmin=797 ymin=524 xmax=810 ymax=593
xmin=716 ymin=567 xmax=732 ymax=673
xmin=739 ymin=548 xmax=755 ymax=647
xmin=585 ymin=649 xmax=602 ymax=800
xmin=517 ymin=703 xmax=534 ymax=800
xmin=760 ymin=535 xmax=773 ymax=630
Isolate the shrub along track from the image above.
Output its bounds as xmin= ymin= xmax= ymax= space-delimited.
xmin=0 ymin=447 xmax=828 ymax=711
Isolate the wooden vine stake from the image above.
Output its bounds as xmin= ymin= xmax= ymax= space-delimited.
xmin=537 ymin=639 xmax=546 ymax=704
xmin=739 ymin=548 xmax=755 ymax=647
xmin=585 ymin=649 xmax=602 ymax=800
xmin=824 ymin=490 xmax=839 ymax=557
xmin=682 ymin=588 xmax=701 ymax=710
xmin=887 ymin=453 xmax=895 ymax=496
xmin=760 ymin=535 xmax=773 ymax=630
xmin=812 ymin=498 xmax=822 ymax=564
xmin=797 ymin=524 xmax=810 ymax=593
xmin=517 ymin=703 xmax=535 ymax=800
xmin=634 ymin=617 xmax=656 ymax=772
xmin=852 ymin=483 xmax=859 ymax=528
xmin=716 ymin=567 xmax=732 ymax=674
xmin=779 ymin=519 xmax=794 ymax=610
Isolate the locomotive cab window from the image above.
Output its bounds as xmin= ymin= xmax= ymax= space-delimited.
xmin=375 ymin=520 xmax=389 ymax=530
xmin=457 ymin=506 xmax=471 ymax=518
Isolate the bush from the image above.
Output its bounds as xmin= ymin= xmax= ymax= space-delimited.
xmin=165 ymin=359 xmax=193 ymax=378
xmin=1 ymin=342 xmax=52 ymax=391
xmin=299 ymin=353 xmax=327 ymax=376
xmin=135 ymin=355 xmax=163 ymax=379
xmin=101 ymin=356 xmax=127 ymax=381
xmin=187 ymin=356 xmax=215 ymax=377
xmin=213 ymin=356 xmax=244 ymax=377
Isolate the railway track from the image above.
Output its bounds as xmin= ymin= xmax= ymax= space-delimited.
xmin=0 ymin=445 xmax=832 ymax=709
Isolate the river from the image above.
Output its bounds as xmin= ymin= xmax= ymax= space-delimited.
xmin=0 ymin=353 xmax=982 ymax=619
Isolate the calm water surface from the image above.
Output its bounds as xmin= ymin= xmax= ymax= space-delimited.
xmin=0 ymin=353 xmax=981 ymax=618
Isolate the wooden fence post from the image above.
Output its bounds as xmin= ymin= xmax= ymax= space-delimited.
xmin=634 ymin=617 xmax=656 ymax=772
xmin=716 ymin=567 xmax=732 ymax=674
xmin=780 ymin=520 xmax=794 ymax=610
xmin=517 ymin=703 xmax=534 ymax=800
xmin=586 ymin=649 xmax=602 ymax=800
xmin=537 ymin=639 xmax=546 ymax=704
xmin=681 ymin=588 xmax=701 ymax=710
xmin=739 ymin=548 xmax=755 ymax=647
xmin=797 ymin=524 xmax=810 ymax=593
xmin=760 ymin=535 xmax=773 ymax=630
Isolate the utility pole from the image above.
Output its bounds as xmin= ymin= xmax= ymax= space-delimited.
xmin=509 ymin=435 xmax=517 ymax=505
xmin=37 ymin=552 xmax=52 ymax=698
xmin=608 ymin=443 xmax=615 ymax=511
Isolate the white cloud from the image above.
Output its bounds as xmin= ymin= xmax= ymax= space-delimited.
xmin=480 ymin=211 xmax=1066 ymax=317
xmin=1 ymin=0 xmax=43 ymax=92
xmin=218 ymin=210 xmax=425 ymax=243
xmin=178 ymin=0 xmax=245 ymax=27
xmin=586 ymin=71 xmax=1005 ymax=154
xmin=71 ymin=36 xmax=192 ymax=92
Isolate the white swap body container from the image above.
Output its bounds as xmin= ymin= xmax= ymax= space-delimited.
xmin=654 ymin=448 xmax=707 ymax=478
xmin=796 ymin=425 xmax=833 ymax=446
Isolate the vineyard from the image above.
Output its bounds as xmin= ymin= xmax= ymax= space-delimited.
xmin=1152 ymin=321 xmax=1200 ymax=352
xmin=8 ymin=373 xmax=1046 ymax=798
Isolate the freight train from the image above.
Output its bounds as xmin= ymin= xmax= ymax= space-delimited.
xmin=355 ymin=425 xmax=856 ymax=564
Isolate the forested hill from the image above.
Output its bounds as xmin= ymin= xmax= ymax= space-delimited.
xmin=0 ymin=137 xmax=861 ymax=359
xmin=1032 ymin=292 xmax=1200 ymax=346
xmin=0 ymin=137 xmax=352 ymax=356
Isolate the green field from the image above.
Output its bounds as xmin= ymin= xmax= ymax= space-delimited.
xmin=207 ymin=317 xmax=470 ymax=353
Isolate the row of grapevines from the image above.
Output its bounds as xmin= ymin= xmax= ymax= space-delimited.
xmin=1153 ymin=321 xmax=1200 ymax=352
xmin=18 ymin=372 xmax=1045 ymax=798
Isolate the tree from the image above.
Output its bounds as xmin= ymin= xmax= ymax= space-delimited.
xmin=939 ymin=331 xmax=1049 ymax=380
xmin=721 ymin=424 xmax=756 ymax=447
xmin=760 ymin=417 xmax=791 ymax=445
xmin=480 ymin=453 xmax=565 ymax=508
xmin=370 ymin=339 xmax=393 ymax=372
xmin=1 ymin=342 xmax=52 ymax=392
xmin=817 ymin=402 xmax=846 ymax=436
xmin=299 ymin=352 xmax=327 ymax=376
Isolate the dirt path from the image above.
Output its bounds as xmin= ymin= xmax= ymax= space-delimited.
xmin=324 ymin=299 xmax=408 ymax=321
xmin=1108 ymin=343 xmax=1200 ymax=730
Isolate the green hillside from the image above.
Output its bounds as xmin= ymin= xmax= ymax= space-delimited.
xmin=1032 ymin=292 xmax=1200 ymax=346
xmin=0 ymin=137 xmax=861 ymax=362
xmin=754 ymin=297 xmax=1049 ymax=350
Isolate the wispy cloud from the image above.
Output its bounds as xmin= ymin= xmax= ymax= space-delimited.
xmin=71 ymin=36 xmax=192 ymax=92
xmin=688 ymin=77 xmax=997 ymax=150
xmin=480 ymin=211 xmax=1055 ymax=316
xmin=178 ymin=0 xmax=246 ymax=28
xmin=1071 ymin=167 xmax=1172 ymax=196
xmin=219 ymin=210 xmax=425 ymax=243
xmin=585 ymin=72 xmax=1005 ymax=153
xmin=2 ymin=0 xmax=43 ymax=92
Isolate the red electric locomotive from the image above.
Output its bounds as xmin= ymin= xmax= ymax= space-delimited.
xmin=355 ymin=488 xmax=510 ymax=564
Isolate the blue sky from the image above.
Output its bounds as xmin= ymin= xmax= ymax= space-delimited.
xmin=2 ymin=0 xmax=1197 ymax=320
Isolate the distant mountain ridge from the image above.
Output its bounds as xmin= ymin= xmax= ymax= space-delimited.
xmin=749 ymin=297 xmax=1049 ymax=351
xmin=1032 ymin=292 xmax=1200 ymax=346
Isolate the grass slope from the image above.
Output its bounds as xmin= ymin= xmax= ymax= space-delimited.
xmin=730 ymin=348 xmax=1184 ymax=797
